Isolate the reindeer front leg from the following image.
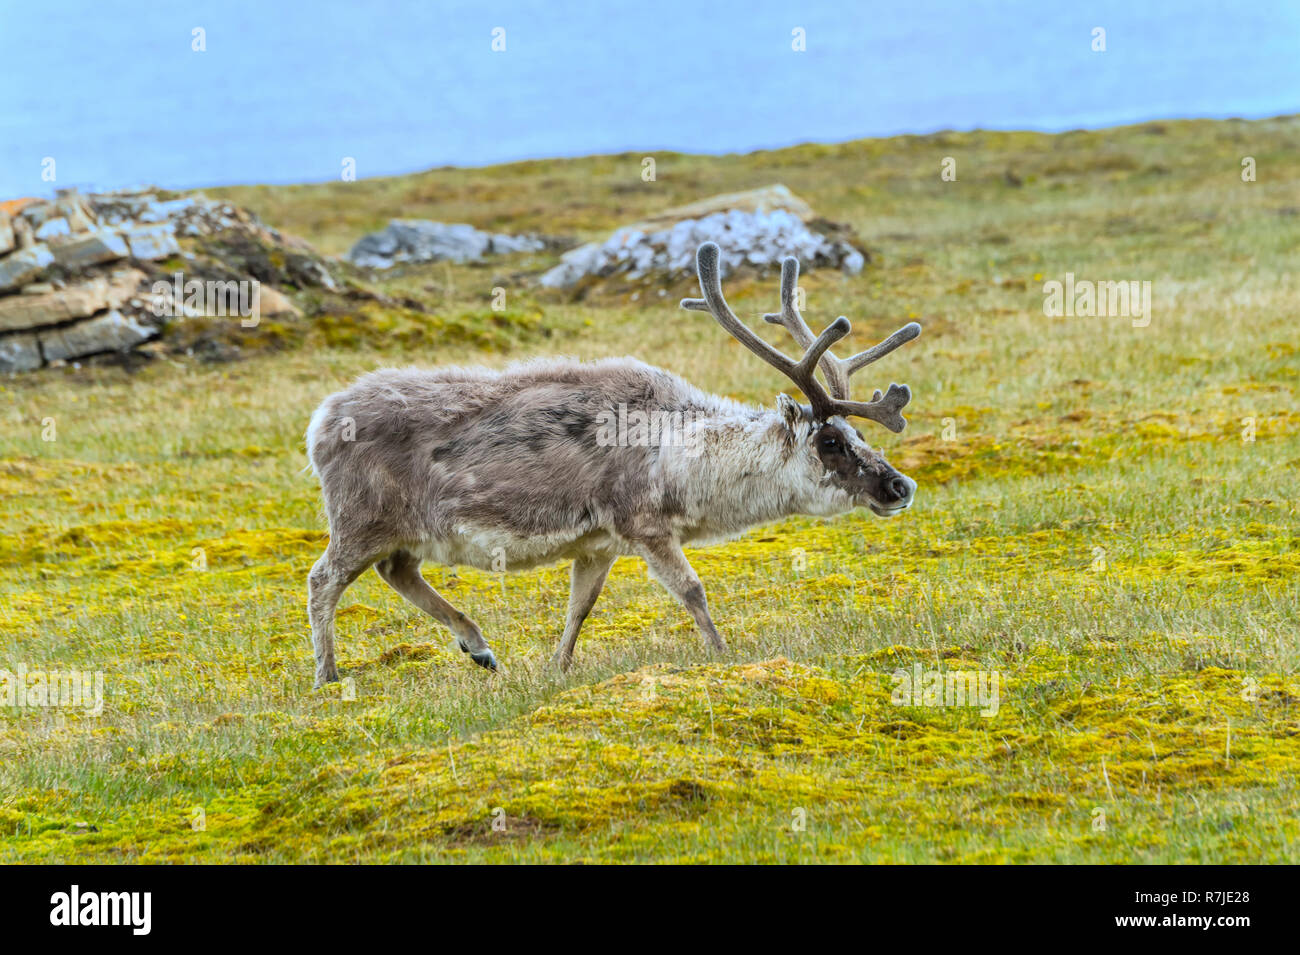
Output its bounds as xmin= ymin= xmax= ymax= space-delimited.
xmin=639 ymin=537 xmax=727 ymax=653
xmin=551 ymin=552 xmax=616 ymax=671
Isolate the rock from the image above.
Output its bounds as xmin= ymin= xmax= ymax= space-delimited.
xmin=34 ymin=217 xmax=71 ymax=240
xmin=289 ymin=256 xmax=338 ymax=291
xmin=256 ymin=285 xmax=300 ymax=317
xmin=11 ymin=215 xmax=34 ymax=250
xmin=61 ymin=198 xmax=95 ymax=233
xmin=0 ymin=188 xmax=337 ymax=372
xmin=538 ymin=191 xmax=866 ymax=289
xmin=48 ymin=229 xmax=130 ymax=269
xmin=0 ymin=332 xmax=42 ymax=373
xmin=347 ymin=220 xmax=545 ymax=268
xmin=123 ymin=223 xmax=181 ymax=260
xmin=0 ymin=269 xmax=145 ymax=333
xmin=18 ymin=200 xmax=60 ymax=230
xmin=168 ymin=198 xmax=251 ymax=238
xmin=139 ymin=198 xmax=196 ymax=223
xmin=0 ymin=245 xmax=55 ymax=292
xmin=83 ymin=188 xmax=286 ymax=246
xmin=0 ymin=198 xmax=41 ymax=217
xmin=38 ymin=309 xmax=156 ymax=362
xmin=488 ymin=233 xmax=545 ymax=255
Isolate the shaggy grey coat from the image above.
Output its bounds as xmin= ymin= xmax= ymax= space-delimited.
xmin=306 ymin=357 xmax=914 ymax=686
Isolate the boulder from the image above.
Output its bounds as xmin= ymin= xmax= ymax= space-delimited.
xmin=539 ymin=185 xmax=866 ymax=289
xmin=0 ymin=269 xmax=145 ymax=333
xmin=487 ymin=233 xmax=546 ymax=255
xmin=0 ymin=198 xmax=41 ymax=217
xmin=347 ymin=220 xmax=545 ymax=269
xmin=256 ymin=285 xmax=300 ymax=318
xmin=139 ymin=198 xmax=197 ymax=223
xmin=0 ymin=332 xmax=42 ymax=373
xmin=0 ymin=188 xmax=339 ymax=372
xmin=49 ymin=229 xmax=131 ymax=269
xmin=0 ymin=245 xmax=55 ymax=292
xmin=38 ymin=309 xmax=156 ymax=362
xmin=61 ymin=198 xmax=96 ymax=233
xmin=0 ymin=211 xmax=14 ymax=255
xmin=123 ymin=223 xmax=181 ymax=260
xmin=17 ymin=199 xmax=61 ymax=230
xmin=11 ymin=215 xmax=35 ymax=250
xmin=34 ymin=217 xmax=71 ymax=241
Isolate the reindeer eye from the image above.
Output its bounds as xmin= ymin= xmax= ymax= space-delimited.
xmin=820 ymin=435 xmax=841 ymax=452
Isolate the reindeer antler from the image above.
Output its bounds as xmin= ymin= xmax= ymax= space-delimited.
xmin=681 ymin=242 xmax=921 ymax=432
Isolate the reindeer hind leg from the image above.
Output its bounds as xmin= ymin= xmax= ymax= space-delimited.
xmin=308 ymin=542 xmax=372 ymax=687
xmin=376 ymin=549 xmax=498 ymax=671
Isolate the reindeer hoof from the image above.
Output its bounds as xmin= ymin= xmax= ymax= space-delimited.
xmin=458 ymin=640 xmax=499 ymax=671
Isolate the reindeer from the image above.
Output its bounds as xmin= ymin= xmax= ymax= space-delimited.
xmin=305 ymin=242 xmax=921 ymax=686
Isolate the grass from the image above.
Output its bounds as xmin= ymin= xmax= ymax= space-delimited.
xmin=1 ymin=116 xmax=1298 ymax=862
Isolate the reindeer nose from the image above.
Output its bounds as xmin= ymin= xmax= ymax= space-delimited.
xmin=885 ymin=475 xmax=915 ymax=504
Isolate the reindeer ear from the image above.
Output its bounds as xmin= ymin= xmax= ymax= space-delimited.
xmin=776 ymin=393 xmax=807 ymax=431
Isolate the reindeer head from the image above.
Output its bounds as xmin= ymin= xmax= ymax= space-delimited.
xmin=682 ymin=242 xmax=920 ymax=518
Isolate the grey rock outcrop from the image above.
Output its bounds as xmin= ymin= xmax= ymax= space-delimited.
xmin=0 ymin=332 xmax=41 ymax=373
xmin=0 ymin=245 xmax=55 ymax=293
xmin=39 ymin=310 xmax=155 ymax=363
xmin=539 ymin=185 xmax=866 ymax=289
xmin=122 ymin=223 xmax=182 ymax=260
xmin=0 ymin=188 xmax=332 ymax=373
xmin=0 ymin=212 xmax=15 ymax=255
xmin=347 ymin=220 xmax=545 ymax=269
xmin=0 ymin=269 xmax=143 ymax=332
xmin=49 ymin=230 xmax=131 ymax=269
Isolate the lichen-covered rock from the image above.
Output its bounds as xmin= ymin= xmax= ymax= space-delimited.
xmin=539 ymin=187 xmax=866 ymax=289
xmin=0 ymin=245 xmax=55 ymax=292
xmin=49 ymin=229 xmax=131 ymax=269
xmin=0 ymin=270 xmax=145 ymax=333
xmin=0 ymin=210 xmax=14 ymax=255
xmin=10 ymin=214 xmax=35 ymax=251
xmin=88 ymin=190 xmax=256 ymax=240
xmin=256 ymin=285 xmax=300 ymax=318
xmin=122 ymin=223 xmax=182 ymax=261
xmin=347 ymin=220 xmax=545 ymax=269
xmin=34 ymin=217 xmax=71 ymax=241
xmin=0 ymin=331 xmax=41 ymax=372
xmin=0 ymin=187 xmax=341 ymax=371
xmin=38 ymin=309 xmax=156 ymax=362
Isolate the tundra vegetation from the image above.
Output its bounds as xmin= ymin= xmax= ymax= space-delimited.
xmin=1 ymin=117 xmax=1297 ymax=862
